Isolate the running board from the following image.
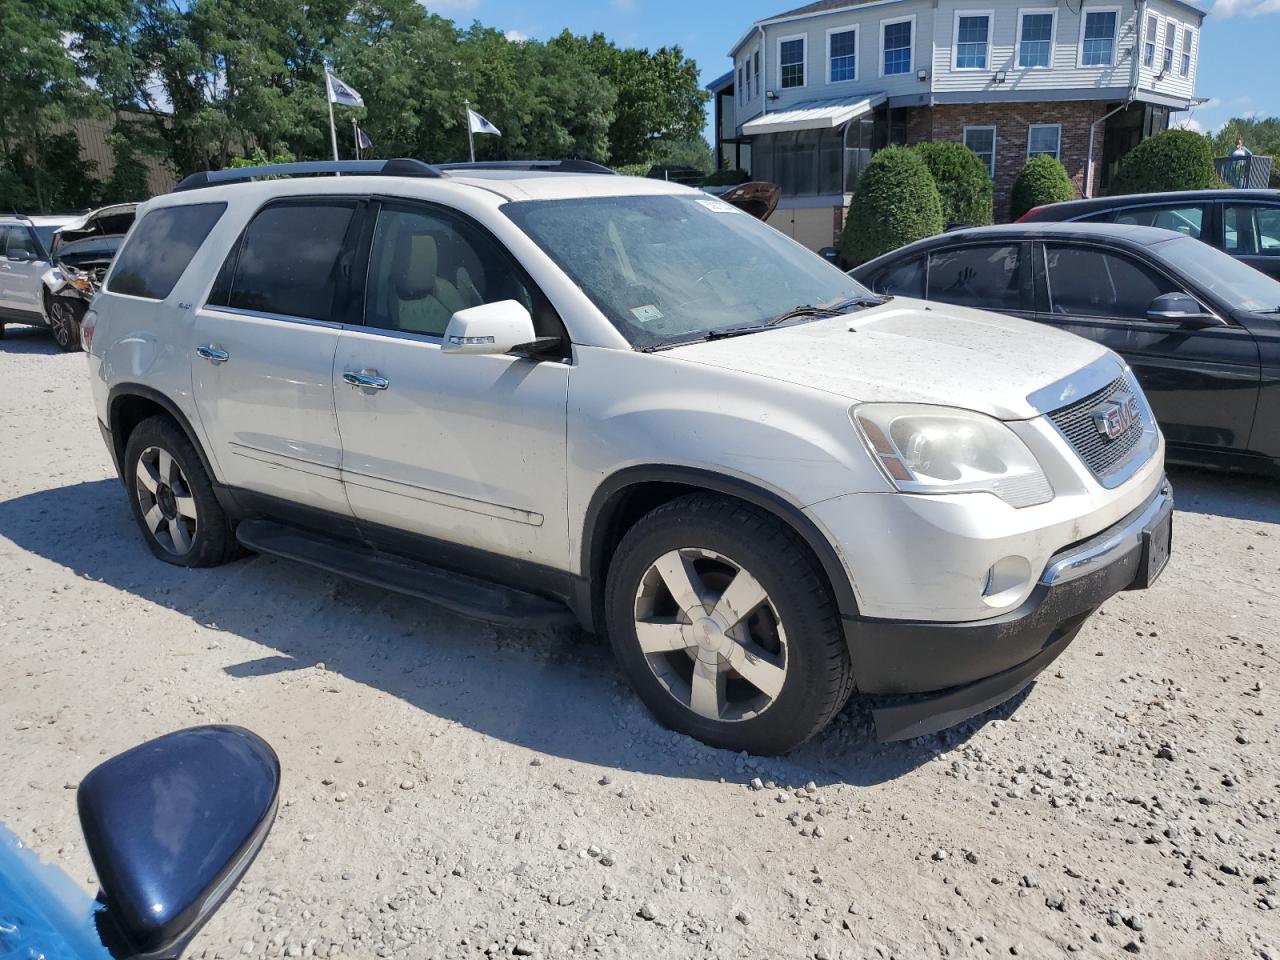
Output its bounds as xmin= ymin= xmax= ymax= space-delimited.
xmin=235 ymin=519 xmax=576 ymax=629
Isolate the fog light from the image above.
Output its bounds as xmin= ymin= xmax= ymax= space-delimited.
xmin=982 ymin=556 xmax=1033 ymax=607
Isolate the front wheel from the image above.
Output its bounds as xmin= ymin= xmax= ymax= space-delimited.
xmin=605 ymin=494 xmax=854 ymax=755
xmin=46 ymin=295 xmax=84 ymax=352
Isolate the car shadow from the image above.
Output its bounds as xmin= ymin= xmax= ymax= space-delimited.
xmin=0 ymin=479 xmax=1026 ymax=788
xmin=0 ymin=324 xmax=59 ymax=355
xmin=1168 ymin=464 xmax=1280 ymax=524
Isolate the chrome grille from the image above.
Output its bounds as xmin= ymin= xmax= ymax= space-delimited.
xmin=1048 ymin=375 xmax=1147 ymax=480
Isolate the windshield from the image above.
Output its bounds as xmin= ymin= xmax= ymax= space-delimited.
xmin=1155 ymin=235 xmax=1280 ymax=312
xmin=32 ymin=226 xmax=58 ymax=256
xmin=503 ymin=194 xmax=876 ymax=349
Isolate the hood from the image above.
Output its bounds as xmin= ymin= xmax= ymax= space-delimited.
xmin=666 ymin=298 xmax=1117 ymax=420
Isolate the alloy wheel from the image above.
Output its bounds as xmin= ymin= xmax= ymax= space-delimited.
xmin=633 ymin=547 xmax=788 ymax=722
xmin=134 ymin=446 xmax=199 ymax=556
xmin=48 ymin=299 xmax=78 ymax=349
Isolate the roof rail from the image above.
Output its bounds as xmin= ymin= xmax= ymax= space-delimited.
xmin=174 ymin=158 xmax=443 ymax=192
xmin=437 ymin=159 xmax=616 ymax=175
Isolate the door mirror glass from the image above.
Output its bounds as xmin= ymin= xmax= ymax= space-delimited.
xmin=441 ymin=299 xmax=538 ymax=356
xmin=77 ymin=726 xmax=279 ymax=959
xmin=7 ymin=249 xmax=35 ymax=263
xmin=1146 ymin=291 xmax=1218 ymax=325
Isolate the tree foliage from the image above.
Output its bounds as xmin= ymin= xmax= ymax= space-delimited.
xmin=911 ymin=141 xmax=993 ymax=227
xmin=840 ymin=147 xmax=944 ymax=267
xmin=0 ymin=0 xmax=710 ymax=211
xmin=1106 ymin=129 xmax=1222 ymax=196
xmin=1010 ymin=154 xmax=1076 ymax=220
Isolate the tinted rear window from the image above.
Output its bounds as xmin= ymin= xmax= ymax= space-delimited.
xmin=210 ymin=201 xmax=356 ymax=322
xmin=107 ymin=203 xmax=226 ymax=300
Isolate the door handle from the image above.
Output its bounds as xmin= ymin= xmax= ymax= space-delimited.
xmin=196 ymin=345 xmax=230 ymax=364
xmin=343 ymin=370 xmax=390 ymax=391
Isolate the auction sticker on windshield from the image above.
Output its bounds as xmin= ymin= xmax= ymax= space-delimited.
xmin=695 ymin=198 xmax=736 ymax=213
xmin=630 ymin=304 xmax=664 ymax=323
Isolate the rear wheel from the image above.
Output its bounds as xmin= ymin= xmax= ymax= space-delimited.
xmin=605 ymin=493 xmax=854 ymax=755
xmin=46 ymin=295 xmax=83 ymax=352
xmin=123 ymin=415 xmax=237 ymax=567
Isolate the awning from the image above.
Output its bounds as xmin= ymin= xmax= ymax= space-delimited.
xmin=741 ymin=93 xmax=885 ymax=136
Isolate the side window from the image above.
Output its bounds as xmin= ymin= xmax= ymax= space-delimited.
xmin=211 ymin=201 xmax=357 ymax=322
xmin=1225 ymin=205 xmax=1280 ymax=256
xmin=1111 ymin=204 xmax=1205 ymax=238
xmin=3 ymin=226 xmax=38 ymax=259
xmin=107 ymin=203 xmax=226 ymax=300
xmin=1044 ymin=244 xmax=1177 ymax=320
xmin=926 ymin=244 xmax=1025 ymax=312
xmin=364 ymin=203 xmax=545 ymax=339
xmin=870 ymin=256 xmax=924 ymax=298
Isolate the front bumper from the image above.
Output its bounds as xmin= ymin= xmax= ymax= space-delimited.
xmin=849 ymin=478 xmax=1173 ymax=741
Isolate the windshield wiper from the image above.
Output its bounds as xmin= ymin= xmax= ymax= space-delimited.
xmin=766 ymin=295 xmax=888 ymax=326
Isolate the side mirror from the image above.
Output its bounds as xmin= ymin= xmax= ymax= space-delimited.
xmin=1146 ymin=292 xmax=1221 ymax=327
xmin=442 ymin=300 xmax=552 ymax=357
xmin=7 ymin=249 xmax=35 ymax=263
xmin=78 ymin=726 xmax=279 ymax=960
xmin=817 ymin=246 xmax=839 ymax=264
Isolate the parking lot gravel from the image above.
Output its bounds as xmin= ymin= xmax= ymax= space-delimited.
xmin=1 ymin=326 xmax=1277 ymax=960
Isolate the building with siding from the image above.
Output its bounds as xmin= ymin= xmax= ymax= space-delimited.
xmin=712 ymin=0 xmax=1205 ymax=247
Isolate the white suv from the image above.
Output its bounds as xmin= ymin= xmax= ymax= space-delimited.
xmin=86 ymin=159 xmax=1173 ymax=754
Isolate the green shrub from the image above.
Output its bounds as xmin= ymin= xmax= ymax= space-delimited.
xmin=839 ymin=146 xmax=944 ymax=266
xmin=702 ymin=167 xmax=750 ymax=187
xmin=1106 ymin=129 xmax=1224 ymax=195
xmin=1009 ymin=155 xmax=1076 ymax=220
xmin=912 ymin=140 xmax=993 ymax=227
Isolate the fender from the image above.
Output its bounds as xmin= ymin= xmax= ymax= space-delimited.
xmin=580 ymin=464 xmax=859 ymax=623
xmin=106 ymin=383 xmax=221 ymax=489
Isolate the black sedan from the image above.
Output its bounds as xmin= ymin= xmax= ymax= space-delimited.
xmin=1015 ymin=189 xmax=1280 ymax=280
xmin=851 ymin=223 xmax=1280 ymax=475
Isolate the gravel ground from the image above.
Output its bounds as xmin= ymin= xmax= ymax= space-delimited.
xmin=1 ymin=325 xmax=1277 ymax=960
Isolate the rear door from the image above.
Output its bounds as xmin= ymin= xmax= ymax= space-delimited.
xmin=332 ymin=197 xmax=572 ymax=573
xmin=925 ymin=241 xmax=1035 ymax=321
xmin=192 ymin=198 xmax=362 ymax=522
xmin=1222 ymin=201 xmax=1280 ymax=280
xmin=1033 ymin=240 xmax=1260 ymax=453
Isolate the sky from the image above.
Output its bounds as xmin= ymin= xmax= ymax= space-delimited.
xmin=427 ymin=0 xmax=1280 ymax=144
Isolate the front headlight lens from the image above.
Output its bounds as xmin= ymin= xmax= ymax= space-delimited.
xmin=852 ymin=403 xmax=1053 ymax=507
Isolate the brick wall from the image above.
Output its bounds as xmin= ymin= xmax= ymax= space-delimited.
xmin=912 ymin=101 xmax=1109 ymax=221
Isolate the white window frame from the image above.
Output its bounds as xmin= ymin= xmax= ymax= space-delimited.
xmin=1142 ymin=13 xmax=1158 ymax=68
xmin=963 ymin=125 xmax=997 ymax=178
xmin=952 ymin=10 xmax=994 ymax=72
xmin=1027 ymin=123 xmax=1062 ymax=160
xmin=777 ymin=33 xmax=807 ymax=89
xmin=1180 ymin=27 xmax=1192 ymax=77
xmin=1015 ymin=7 xmax=1058 ymax=70
xmin=826 ymin=26 xmax=859 ymax=84
xmin=1077 ymin=5 xmax=1120 ymax=68
xmin=1162 ymin=19 xmax=1177 ymax=74
xmin=880 ymin=14 xmax=916 ymax=78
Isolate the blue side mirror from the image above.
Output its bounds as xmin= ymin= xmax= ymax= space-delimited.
xmin=77 ymin=726 xmax=280 ymax=960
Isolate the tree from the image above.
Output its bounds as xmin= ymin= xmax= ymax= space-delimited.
xmin=1010 ymin=155 xmax=1075 ymax=220
xmin=840 ymin=147 xmax=944 ymax=267
xmin=911 ymin=141 xmax=993 ymax=227
xmin=1107 ymin=129 xmax=1222 ymax=196
xmin=1207 ymin=116 xmax=1280 ymax=160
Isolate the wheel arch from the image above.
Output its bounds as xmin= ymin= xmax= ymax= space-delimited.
xmin=579 ymin=465 xmax=858 ymax=633
xmin=107 ymin=384 xmax=219 ymax=489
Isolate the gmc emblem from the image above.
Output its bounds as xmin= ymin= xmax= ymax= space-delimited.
xmin=1093 ymin=394 xmax=1142 ymax=440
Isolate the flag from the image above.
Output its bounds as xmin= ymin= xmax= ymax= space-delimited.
xmin=467 ymin=108 xmax=501 ymax=137
xmin=326 ymin=72 xmax=365 ymax=108
xmin=356 ymin=126 xmax=373 ymax=151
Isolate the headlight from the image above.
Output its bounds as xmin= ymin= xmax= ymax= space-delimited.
xmin=851 ymin=403 xmax=1053 ymax=507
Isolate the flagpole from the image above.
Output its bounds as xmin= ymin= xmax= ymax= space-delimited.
xmin=352 ymin=118 xmax=360 ymax=160
xmin=464 ymin=98 xmax=475 ymax=163
xmin=325 ymin=71 xmax=340 ymax=164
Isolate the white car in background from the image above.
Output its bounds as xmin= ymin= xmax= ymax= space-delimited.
xmin=0 ymin=213 xmax=76 ymax=346
xmin=85 ymin=159 xmax=1172 ymax=754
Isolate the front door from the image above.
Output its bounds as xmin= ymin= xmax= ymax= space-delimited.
xmin=333 ymin=199 xmax=571 ymax=573
xmin=1034 ymin=241 xmax=1260 ymax=454
xmin=191 ymin=198 xmax=362 ymax=520
xmin=0 ymin=225 xmax=47 ymax=318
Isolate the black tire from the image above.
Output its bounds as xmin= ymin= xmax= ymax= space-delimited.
xmin=123 ymin=415 xmax=238 ymax=568
xmin=604 ymin=493 xmax=854 ymax=755
xmin=46 ymin=295 xmax=84 ymax=352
